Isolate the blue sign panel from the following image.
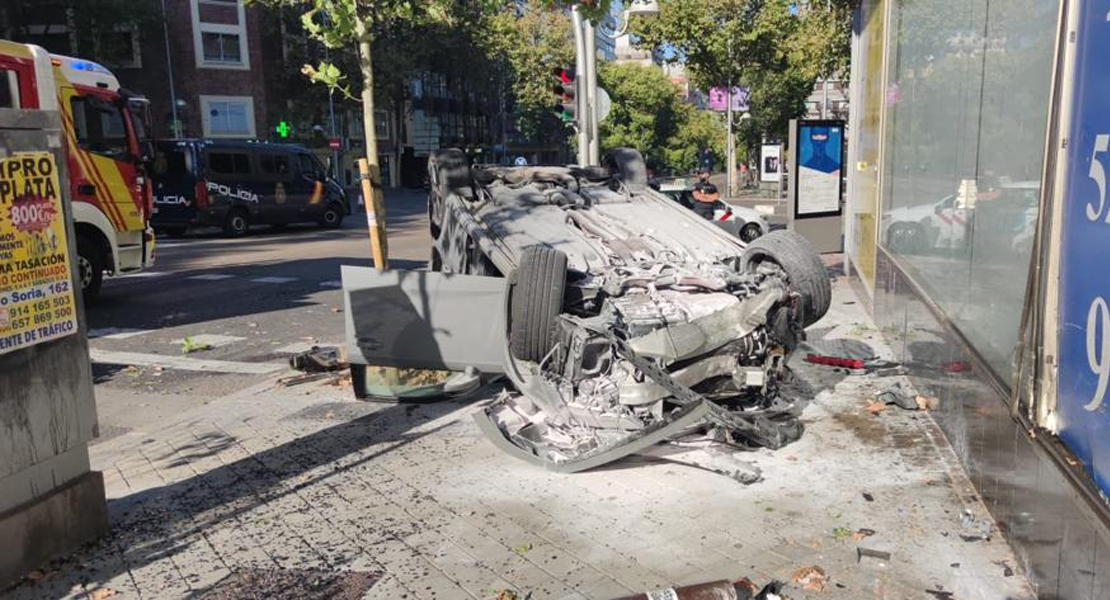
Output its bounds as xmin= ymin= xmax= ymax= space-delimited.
xmin=794 ymin=120 xmax=844 ymax=218
xmin=1057 ymin=2 xmax=1110 ymax=502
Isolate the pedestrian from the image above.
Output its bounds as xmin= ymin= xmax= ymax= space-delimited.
xmin=699 ymin=148 xmax=714 ymax=173
xmin=691 ymin=167 xmax=719 ymax=220
xmin=739 ymin=161 xmax=749 ymax=189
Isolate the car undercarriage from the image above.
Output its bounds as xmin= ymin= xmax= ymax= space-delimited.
xmin=344 ymin=148 xmax=831 ymax=473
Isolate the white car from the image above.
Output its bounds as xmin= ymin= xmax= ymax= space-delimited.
xmin=656 ymin=179 xmax=769 ymax=243
xmin=884 ymin=181 xmax=1039 ymax=253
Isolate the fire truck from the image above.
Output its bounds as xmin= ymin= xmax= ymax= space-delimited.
xmin=0 ymin=40 xmax=154 ymax=300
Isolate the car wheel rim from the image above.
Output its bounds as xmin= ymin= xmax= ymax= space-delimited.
xmin=326 ymin=210 xmax=337 ymax=224
xmin=233 ymin=216 xmax=245 ymax=233
xmin=78 ymin=256 xmax=93 ymax=289
xmin=741 ymin=225 xmax=760 ymax=243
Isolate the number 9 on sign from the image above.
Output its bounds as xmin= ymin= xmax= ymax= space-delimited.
xmin=1086 ymin=296 xmax=1110 ymax=411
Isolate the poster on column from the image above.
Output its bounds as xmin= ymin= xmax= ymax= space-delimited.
xmin=760 ymin=144 xmax=781 ymax=183
xmin=795 ymin=121 xmax=844 ymax=217
xmin=0 ymin=152 xmax=78 ymax=355
xmin=1056 ymin=1 xmax=1110 ymax=504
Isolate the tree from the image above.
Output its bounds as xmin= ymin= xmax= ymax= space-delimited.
xmin=481 ymin=0 xmax=576 ymax=147
xmin=632 ymin=0 xmax=853 ymax=155
xmin=597 ymin=62 xmax=726 ymax=175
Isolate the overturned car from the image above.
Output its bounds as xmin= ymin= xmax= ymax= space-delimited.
xmin=342 ymin=148 xmax=830 ymax=472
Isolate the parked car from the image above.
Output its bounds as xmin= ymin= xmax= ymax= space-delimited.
xmin=656 ymin=178 xmax=769 ymax=242
xmin=342 ymin=148 xmax=831 ymax=473
xmin=150 ymin=140 xmax=348 ymax=237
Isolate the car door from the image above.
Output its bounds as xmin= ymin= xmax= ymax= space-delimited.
xmin=295 ymin=152 xmax=328 ymax=220
xmin=256 ymin=151 xmax=297 ymax=224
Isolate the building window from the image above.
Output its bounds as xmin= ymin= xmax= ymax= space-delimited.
xmin=374 ymin=110 xmax=390 ymax=141
xmin=201 ymin=32 xmax=243 ymax=64
xmin=200 ymin=95 xmax=255 ymax=137
xmin=191 ymin=0 xmax=250 ymax=70
xmin=101 ymin=26 xmax=142 ymax=69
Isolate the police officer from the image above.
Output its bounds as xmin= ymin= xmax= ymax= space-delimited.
xmin=692 ymin=167 xmax=719 ymax=220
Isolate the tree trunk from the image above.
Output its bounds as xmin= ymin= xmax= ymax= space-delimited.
xmin=354 ymin=18 xmax=378 ymax=166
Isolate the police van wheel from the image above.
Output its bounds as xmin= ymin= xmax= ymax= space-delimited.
xmin=77 ymin=236 xmax=104 ymax=302
xmin=224 ymin=209 xmax=250 ymax=237
xmin=320 ymin=203 xmax=345 ymax=229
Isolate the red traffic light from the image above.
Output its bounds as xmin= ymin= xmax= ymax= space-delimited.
xmin=553 ymin=67 xmax=575 ymax=85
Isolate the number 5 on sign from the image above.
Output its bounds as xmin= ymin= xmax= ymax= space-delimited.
xmin=1086 ymin=296 xmax=1110 ymax=411
xmin=1087 ymin=134 xmax=1110 ymax=221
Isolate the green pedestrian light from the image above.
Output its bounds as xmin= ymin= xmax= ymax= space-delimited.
xmin=276 ymin=121 xmax=290 ymax=138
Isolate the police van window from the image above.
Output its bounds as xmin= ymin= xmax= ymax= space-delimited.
xmin=0 ymin=69 xmax=19 ymax=108
xmin=70 ymin=96 xmax=129 ymax=159
xmin=152 ymin=145 xmax=190 ymax=181
xmin=299 ymin=154 xmax=322 ymax=180
xmin=208 ymin=152 xmax=250 ymax=175
xmin=259 ymin=154 xmax=289 ymax=175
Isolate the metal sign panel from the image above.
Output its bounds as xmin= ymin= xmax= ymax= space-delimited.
xmin=1056 ymin=1 xmax=1110 ymax=503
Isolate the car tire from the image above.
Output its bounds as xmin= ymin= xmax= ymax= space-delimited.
xmin=509 ymin=246 xmax=567 ymax=363
xmin=741 ymin=230 xmax=831 ymax=328
xmin=603 ymin=148 xmax=648 ymax=186
xmin=76 ymin=235 xmax=104 ymax=302
xmin=739 ymin=222 xmax=762 ymax=243
xmin=320 ymin=202 xmax=345 ymax=228
xmin=223 ymin=208 xmax=250 ymax=238
xmin=888 ymin=221 xmax=926 ymax=253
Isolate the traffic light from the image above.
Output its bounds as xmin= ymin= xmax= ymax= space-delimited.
xmin=552 ymin=67 xmax=578 ymax=125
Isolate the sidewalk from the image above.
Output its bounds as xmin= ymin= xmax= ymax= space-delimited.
xmin=10 ymin=277 xmax=1033 ymax=600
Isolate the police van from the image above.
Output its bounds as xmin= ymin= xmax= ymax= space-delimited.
xmin=150 ymin=140 xmax=348 ymax=237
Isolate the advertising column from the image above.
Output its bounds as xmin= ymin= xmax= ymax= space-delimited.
xmin=1055 ymin=1 xmax=1110 ymax=505
xmin=788 ymin=120 xmax=845 ymax=253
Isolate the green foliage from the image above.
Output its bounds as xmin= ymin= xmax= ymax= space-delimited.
xmin=598 ymin=62 xmax=725 ymax=175
xmin=633 ymin=0 xmax=852 ymax=146
xmin=482 ymin=0 xmax=576 ymax=144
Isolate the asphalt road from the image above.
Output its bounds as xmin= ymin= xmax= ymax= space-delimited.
xmin=86 ymin=188 xmax=432 ymax=410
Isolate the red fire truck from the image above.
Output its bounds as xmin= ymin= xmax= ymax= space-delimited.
xmin=0 ymin=40 xmax=154 ymax=300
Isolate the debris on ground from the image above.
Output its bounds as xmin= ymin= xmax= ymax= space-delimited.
xmin=873 ymin=383 xmax=918 ymax=410
xmin=831 ymin=526 xmax=853 ymax=541
xmin=959 ymin=509 xmax=992 ymax=542
xmin=790 ymin=566 xmax=828 ymax=592
xmin=916 ymin=395 xmax=941 ymax=410
xmin=88 ymin=588 xmax=118 ymax=600
xmin=993 ymin=560 xmax=1015 ymax=577
xmin=862 ymin=492 xmax=875 ymax=502
xmin=494 ymin=590 xmax=521 ymax=600
xmin=865 ymin=401 xmax=888 ymax=415
xmin=857 ymin=547 xmax=892 ymax=562
xmin=852 ymin=528 xmax=877 ymax=541
xmin=802 ymin=339 xmax=899 ymax=371
xmin=637 ymin=438 xmax=762 ymax=484
xmin=181 ymin=336 xmax=213 ymax=355
xmin=290 ymin=346 xmax=345 ymax=372
xmin=277 ymin=371 xmax=338 ymax=388
xmin=614 ymin=579 xmax=786 ymax=600
xmin=924 ymin=588 xmax=955 ymax=599
xmin=511 ymin=542 xmax=532 ymax=555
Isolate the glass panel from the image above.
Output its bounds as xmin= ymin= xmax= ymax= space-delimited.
xmin=70 ymin=97 xmax=129 ymax=160
xmin=879 ymin=0 xmax=1057 ymax=381
xmin=0 ymin=70 xmax=17 ymax=108
xmin=202 ymin=32 xmax=241 ymax=63
xmin=208 ymin=152 xmax=249 ymax=174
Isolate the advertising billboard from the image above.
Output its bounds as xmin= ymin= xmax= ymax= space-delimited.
xmin=708 ymin=87 xmax=750 ymax=112
xmin=795 ymin=121 xmax=844 ymax=217
xmin=1056 ymin=1 xmax=1110 ymax=503
xmin=760 ymin=145 xmax=782 ymax=183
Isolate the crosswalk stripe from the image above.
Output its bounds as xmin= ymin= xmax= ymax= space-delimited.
xmin=88 ymin=327 xmax=153 ymax=340
xmin=89 ymin=349 xmax=285 ymax=374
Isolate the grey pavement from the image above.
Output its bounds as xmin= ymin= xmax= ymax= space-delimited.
xmin=10 ymin=277 xmax=1033 ymax=598
xmin=6 ymin=187 xmax=1032 ymax=599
